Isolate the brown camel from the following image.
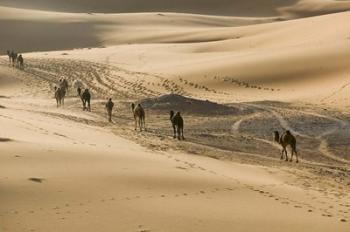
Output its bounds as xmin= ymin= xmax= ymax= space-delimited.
xmin=54 ymin=86 xmax=66 ymax=107
xmin=131 ymin=103 xmax=145 ymax=131
xmin=170 ymin=110 xmax=184 ymax=140
xmin=274 ymin=130 xmax=299 ymax=163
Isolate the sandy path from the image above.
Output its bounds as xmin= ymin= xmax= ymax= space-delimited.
xmin=0 ymin=65 xmax=349 ymax=231
xmin=243 ymin=103 xmax=350 ymax=165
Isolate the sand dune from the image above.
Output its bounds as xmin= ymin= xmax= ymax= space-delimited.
xmin=0 ymin=6 xmax=281 ymax=54
xmin=1 ymin=1 xmax=350 ymax=232
xmin=10 ymin=9 xmax=348 ymax=109
xmin=281 ymin=0 xmax=350 ymax=17
xmin=0 ymin=65 xmax=349 ymax=232
xmin=1 ymin=0 xmax=350 ymax=17
xmin=0 ymin=0 xmax=316 ymax=16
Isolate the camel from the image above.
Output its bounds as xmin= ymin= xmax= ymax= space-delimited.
xmin=274 ymin=130 xmax=299 ymax=163
xmin=54 ymin=86 xmax=66 ymax=107
xmin=6 ymin=50 xmax=11 ymax=63
xmin=131 ymin=103 xmax=145 ymax=131
xmin=17 ymin=54 xmax=24 ymax=70
xmin=170 ymin=110 xmax=184 ymax=140
xmin=73 ymin=79 xmax=84 ymax=96
xmin=81 ymin=89 xmax=91 ymax=111
xmin=11 ymin=52 xmax=17 ymax=67
xmin=60 ymin=79 xmax=69 ymax=92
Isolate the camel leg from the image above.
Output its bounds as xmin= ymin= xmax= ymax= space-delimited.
xmin=293 ymin=145 xmax=299 ymax=163
xmin=284 ymin=148 xmax=288 ymax=161
xmin=290 ymin=149 xmax=294 ymax=162
xmin=280 ymin=148 xmax=284 ymax=160
xmin=295 ymin=151 xmax=299 ymax=163
xmin=181 ymin=127 xmax=185 ymax=140
xmin=143 ymin=117 xmax=146 ymax=131
xmin=139 ymin=118 xmax=142 ymax=132
xmin=134 ymin=117 xmax=137 ymax=131
xmin=172 ymin=125 xmax=176 ymax=139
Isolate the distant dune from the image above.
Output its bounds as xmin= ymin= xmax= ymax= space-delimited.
xmin=0 ymin=0 xmax=298 ymax=16
xmin=1 ymin=0 xmax=350 ymax=17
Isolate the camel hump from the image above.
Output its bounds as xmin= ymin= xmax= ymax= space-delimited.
xmin=286 ymin=130 xmax=291 ymax=135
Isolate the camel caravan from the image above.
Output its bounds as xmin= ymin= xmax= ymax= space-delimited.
xmin=6 ymin=50 xmax=24 ymax=70
xmin=51 ymin=78 xmax=299 ymax=163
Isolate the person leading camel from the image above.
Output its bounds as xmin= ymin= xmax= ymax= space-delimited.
xmin=82 ymin=89 xmax=91 ymax=111
xmin=105 ymin=98 xmax=114 ymax=122
xmin=274 ymin=130 xmax=299 ymax=163
xmin=131 ymin=103 xmax=145 ymax=131
xmin=170 ymin=110 xmax=185 ymax=140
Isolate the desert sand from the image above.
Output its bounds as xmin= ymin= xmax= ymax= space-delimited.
xmin=1 ymin=1 xmax=350 ymax=232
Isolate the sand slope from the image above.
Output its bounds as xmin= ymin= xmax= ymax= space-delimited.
xmin=0 ymin=65 xmax=349 ymax=232
xmin=9 ymin=9 xmax=348 ymax=109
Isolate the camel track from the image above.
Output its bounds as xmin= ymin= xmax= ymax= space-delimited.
xmin=1 ymin=57 xmax=349 ymax=167
xmin=243 ymin=103 xmax=350 ymax=165
xmin=1 ymin=56 xmax=349 ymax=222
